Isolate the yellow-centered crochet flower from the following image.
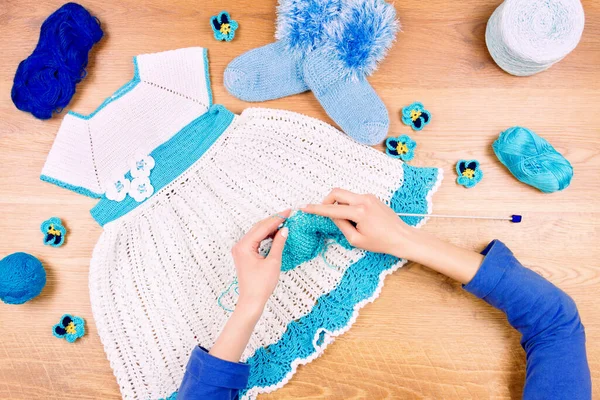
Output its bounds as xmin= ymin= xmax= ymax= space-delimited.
xmin=220 ymin=24 xmax=231 ymax=35
xmin=211 ymin=11 xmax=238 ymax=42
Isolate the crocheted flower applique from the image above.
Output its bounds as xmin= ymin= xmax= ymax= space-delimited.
xmin=105 ymin=175 xmax=131 ymax=202
xmin=385 ymin=134 xmax=416 ymax=161
xmin=53 ymin=314 xmax=85 ymax=343
xmin=211 ymin=11 xmax=238 ymax=42
xmin=456 ymin=159 xmax=483 ymax=188
xmin=130 ymin=177 xmax=154 ymax=202
xmin=40 ymin=217 xmax=66 ymax=247
xmin=401 ymin=102 xmax=431 ymax=131
xmin=130 ymin=154 xmax=155 ymax=178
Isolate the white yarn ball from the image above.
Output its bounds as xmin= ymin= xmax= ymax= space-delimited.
xmin=486 ymin=0 xmax=585 ymax=76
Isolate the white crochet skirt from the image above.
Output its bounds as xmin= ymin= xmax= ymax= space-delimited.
xmin=89 ymin=105 xmax=443 ymax=399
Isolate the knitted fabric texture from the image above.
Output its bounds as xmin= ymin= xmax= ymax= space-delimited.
xmin=44 ymin=50 xmax=442 ymax=400
xmin=302 ymin=47 xmax=390 ymax=144
xmin=223 ymin=41 xmax=309 ymax=102
xmin=281 ymin=211 xmax=352 ymax=272
xmin=41 ymin=47 xmax=212 ymax=197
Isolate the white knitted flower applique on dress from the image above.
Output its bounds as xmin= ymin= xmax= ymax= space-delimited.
xmin=41 ymin=47 xmax=443 ymax=400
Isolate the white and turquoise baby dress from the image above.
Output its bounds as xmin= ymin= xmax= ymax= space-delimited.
xmin=41 ymin=47 xmax=443 ymax=400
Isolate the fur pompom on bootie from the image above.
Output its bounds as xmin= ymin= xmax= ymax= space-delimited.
xmin=224 ymin=0 xmax=399 ymax=145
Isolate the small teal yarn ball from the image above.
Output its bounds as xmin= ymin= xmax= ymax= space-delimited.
xmin=0 ymin=252 xmax=46 ymax=304
xmin=492 ymin=126 xmax=573 ymax=193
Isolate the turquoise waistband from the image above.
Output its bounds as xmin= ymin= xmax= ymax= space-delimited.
xmin=91 ymin=104 xmax=235 ymax=226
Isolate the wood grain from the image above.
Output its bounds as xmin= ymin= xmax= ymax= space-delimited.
xmin=0 ymin=0 xmax=599 ymax=398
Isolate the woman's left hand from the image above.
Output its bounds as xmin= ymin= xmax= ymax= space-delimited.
xmin=231 ymin=209 xmax=290 ymax=313
xmin=209 ymin=210 xmax=290 ymax=363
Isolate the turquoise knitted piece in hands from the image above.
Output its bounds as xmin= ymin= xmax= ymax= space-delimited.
xmin=224 ymin=0 xmax=399 ymax=145
xmin=280 ymin=211 xmax=352 ymax=272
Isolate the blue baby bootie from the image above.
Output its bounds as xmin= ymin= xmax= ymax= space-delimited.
xmin=225 ymin=0 xmax=399 ymax=145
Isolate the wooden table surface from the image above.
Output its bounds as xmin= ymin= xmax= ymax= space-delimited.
xmin=1 ymin=0 xmax=599 ymax=398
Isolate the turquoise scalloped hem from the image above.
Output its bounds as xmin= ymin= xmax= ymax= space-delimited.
xmin=152 ymin=164 xmax=441 ymax=400
xmin=241 ymin=164 xmax=441 ymax=397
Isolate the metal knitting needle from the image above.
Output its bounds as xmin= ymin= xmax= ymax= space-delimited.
xmin=396 ymin=213 xmax=522 ymax=223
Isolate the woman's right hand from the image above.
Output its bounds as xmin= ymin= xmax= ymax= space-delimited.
xmin=301 ymin=188 xmax=419 ymax=259
xmin=302 ymin=188 xmax=484 ymax=284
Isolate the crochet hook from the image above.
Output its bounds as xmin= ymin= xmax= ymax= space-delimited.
xmin=396 ymin=213 xmax=522 ymax=223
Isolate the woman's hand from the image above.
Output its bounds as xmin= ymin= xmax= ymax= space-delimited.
xmin=231 ymin=209 xmax=290 ymax=313
xmin=209 ymin=210 xmax=290 ymax=363
xmin=303 ymin=189 xmax=483 ymax=284
xmin=301 ymin=189 xmax=415 ymax=258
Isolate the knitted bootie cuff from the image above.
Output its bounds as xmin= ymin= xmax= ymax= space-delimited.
xmin=276 ymin=0 xmax=399 ymax=79
xmin=275 ymin=0 xmax=342 ymax=54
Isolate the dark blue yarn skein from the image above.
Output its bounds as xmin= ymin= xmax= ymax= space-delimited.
xmin=11 ymin=3 xmax=103 ymax=120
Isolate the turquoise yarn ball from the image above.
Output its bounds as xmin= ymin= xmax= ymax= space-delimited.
xmin=0 ymin=252 xmax=46 ymax=304
xmin=492 ymin=126 xmax=573 ymax=193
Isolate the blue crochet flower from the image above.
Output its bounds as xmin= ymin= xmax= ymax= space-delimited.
xmin=53 ymin=314 xmax=85 ymax=343
xmin=40 ymin=217 xmax=66 ymax=247
xmin=211 ymin=11 xmax=238 ymax=42
xmin=385 ymin=135 xmax=416 ymax=161
xmin=401 ymin=102 xmax=431 ymax=131
xmin=456 ymin=159 xmax=483 ymax=188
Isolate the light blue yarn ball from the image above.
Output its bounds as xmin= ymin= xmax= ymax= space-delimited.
xmin=492 ymin=126 xmax=573 ymax=193
xmin=0 ymin=252 xmax=46 ymax=304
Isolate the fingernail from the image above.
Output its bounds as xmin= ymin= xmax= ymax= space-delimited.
xmin=280 ymin=227 xmax=289 ymax=238
xmin=298 ymin=204 xmax=307 ymax=209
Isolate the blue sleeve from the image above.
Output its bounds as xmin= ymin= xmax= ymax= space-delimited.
xmin=464 ymin=240 xmax=591 ymax=400
xmin=177 ymin=346 xmax=250 ymax=400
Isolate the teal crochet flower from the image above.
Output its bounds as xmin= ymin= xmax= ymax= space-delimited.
xmin=456 ymin=159 xmax=483 ymax=188
xmin=385 ymin=134 xmax=416 ymax=161
xmin=211 ymin=11 xmax=238 ymax=42
xmin=401 ymin=102 xmax=431 ymax=131
xmin=40 ymin=217 xmax=66 ymax=247
xmin=53 ymin=314 xmax=85 ymax=343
